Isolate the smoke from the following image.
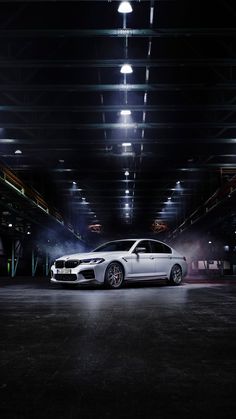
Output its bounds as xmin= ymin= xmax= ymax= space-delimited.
xmin=35 ymin=227 xmax=90 ymax=262
xmin=172 ymin=240 xmax=202 ymax=264
xmin=169 ymin=232 xmax=225 ymax=266
xmin=46 ymin=240 xmax=88 ymax=260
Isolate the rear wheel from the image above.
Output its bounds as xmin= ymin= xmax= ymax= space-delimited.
xmin=104 ymin=262 xmax=124 ymax=289
xmin=169 ymin=264 xmax=182 ymax=285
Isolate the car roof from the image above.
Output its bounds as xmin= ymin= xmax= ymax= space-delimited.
xmin=103 ymin=238 xmax=171 ymax=245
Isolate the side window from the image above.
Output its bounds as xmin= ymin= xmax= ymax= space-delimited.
xmin=162 ymin=243 xmax=172 ymax=254
xmin=151 ymin=241 xmax=172 ymax=254
xmin=150 ymin=241 xmax=164 ymax=253
xmin=134 ymin=240 xmax=152 ymax=253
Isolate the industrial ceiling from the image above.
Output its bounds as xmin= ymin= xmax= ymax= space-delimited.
xmin=0 ymin=0 xmax=236 ymax=244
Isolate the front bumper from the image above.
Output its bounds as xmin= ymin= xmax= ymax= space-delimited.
xmin=50 ymin=263 xmax=106 ymax=285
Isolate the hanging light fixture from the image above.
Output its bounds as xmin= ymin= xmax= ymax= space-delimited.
xmin=120 ymin=64 xmax=133 ymax=74
xmin=118 ymin=1 xmax=133 ymax=14
xmin=121 ymin=110 xmax=131 ymax=116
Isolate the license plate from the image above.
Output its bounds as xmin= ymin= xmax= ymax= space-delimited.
xmin=57 ymin=268 xmax=71 ymax=274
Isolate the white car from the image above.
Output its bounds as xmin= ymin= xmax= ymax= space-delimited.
xmin=50 ymin=239 xmax=187 ymax=289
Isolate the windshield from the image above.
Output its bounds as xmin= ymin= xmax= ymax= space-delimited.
xmin=93 ymin=240 xmax=136 ymax=252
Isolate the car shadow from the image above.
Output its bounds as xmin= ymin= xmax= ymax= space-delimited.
xmin=51 ymin=279 xmax=178 ymax=291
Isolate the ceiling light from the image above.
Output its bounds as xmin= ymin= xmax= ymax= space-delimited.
xmin=125 ymin=190 xmax=129 ymax=194
xmin=121 ymin=110 xmax=131 ymax=116
xmin=118 ymin=2 xmax=133 ymax=14
xmin=176 ymin=181 xmax=180 ymax=185
xmin=82 ymin=197 xmax=86 ymax=201
xmin=125 ymin=170 xmax=130 ymax=176
xmin=120 ymin=64 xmax=133 ymax=74
xmin=72 ymin=181 xmax=76 ymax=185
xmin=208 ymin=241 xmax=212 ymax=244
xmin=122 ymin=142 xmax=132 ymax=147
xmin=125 ymin=203 xmax=129 ymax=208
xmin=168 ymin=197 xmax=171 ymax=200
xmin=27 ymin=231 xmax=31 ymax=235
xmin=14 ymin=149 xmax=22 ymax=155
xmin=8 ymin=223 xmax=13 ymax=227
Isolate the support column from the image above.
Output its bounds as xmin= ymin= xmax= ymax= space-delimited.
xmin=32 ymin=248 xmax=38 ymax=277
xmin=45 ymin=252 xmax=50 ymax=276
xmin=11 ymin=239 xmax=20 ymax=278
xmin=11 ymin=239 xmax=15 ymax=278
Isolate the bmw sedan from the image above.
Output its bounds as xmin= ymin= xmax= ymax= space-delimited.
xmin=50 ymin=239 xmax=187 ymax=289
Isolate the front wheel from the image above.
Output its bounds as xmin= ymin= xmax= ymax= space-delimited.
xmin=104 ymin=262 xmax=124 ymax=289
xmin=169 ymin=264 xmax=182 ymax=285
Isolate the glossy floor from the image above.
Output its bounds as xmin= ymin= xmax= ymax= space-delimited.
xmin=0 ymin=278 xmax=236 ymax=419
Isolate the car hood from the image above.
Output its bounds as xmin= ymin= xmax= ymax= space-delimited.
xmin=56 ymin=251 xmax=130 ymax=260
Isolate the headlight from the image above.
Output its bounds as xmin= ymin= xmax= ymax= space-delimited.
xmin=80 ymin=258 xmax=105 ymax=264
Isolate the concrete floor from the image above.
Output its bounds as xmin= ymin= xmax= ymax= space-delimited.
xmin=0 ymin=278 xmax=236 ymax=419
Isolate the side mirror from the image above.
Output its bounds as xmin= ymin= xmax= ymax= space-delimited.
xmin=135 ymin=247 xmax=147 ymax=253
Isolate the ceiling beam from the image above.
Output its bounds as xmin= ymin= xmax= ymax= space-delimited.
xmin=0 ymin=28 xmax=234 ymax=38
xmin=0 ymin=83 xmax=234 ymax=92
xmin=10 ymin=165 xmax=232 ymax=172
xmin=1 ymin=104 xmax=236 ymax=112
xmin=2 ymin=138 xmax=236 ymax=145
xmin=1 ymin=122 xmax=236 ymax=129
xmin=0 ymin=59 xmax=235 ymax=68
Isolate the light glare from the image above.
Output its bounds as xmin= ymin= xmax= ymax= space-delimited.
xmin=121 ymin=110 xmax=131 ymax=116
xmin=118 ymin=2 xmax=133 ymax=14
xmin=120 ymin=64 xmax=133 ymax=74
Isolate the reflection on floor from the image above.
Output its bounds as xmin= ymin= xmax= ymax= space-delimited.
xmin=0 ymin=277 xmax=236 ymax=418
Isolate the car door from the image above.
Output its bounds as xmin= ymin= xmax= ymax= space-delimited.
xmin=129 ymin=240 xmax=156 ymax=278
xmin=150 ymin=240 xmax=173 ymax=277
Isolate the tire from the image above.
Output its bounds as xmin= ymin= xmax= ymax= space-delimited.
xmin=169 ymin=264 xmax=182 ymax=285
xmin=104 ymin=262 xmax=124 ymax=289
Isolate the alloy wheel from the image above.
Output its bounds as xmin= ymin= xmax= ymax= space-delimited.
xmin=105 ymin=263 xmax=124 ymax=289
xmin=170 ymin=265 xmax=182 ymax=285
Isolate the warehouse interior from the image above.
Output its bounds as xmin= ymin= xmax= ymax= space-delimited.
xmin=0 ymin=1 xmax=236 ymax=418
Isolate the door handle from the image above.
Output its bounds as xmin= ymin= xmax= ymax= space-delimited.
xmin=149 ymin=256 xmax=154 ymax=260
